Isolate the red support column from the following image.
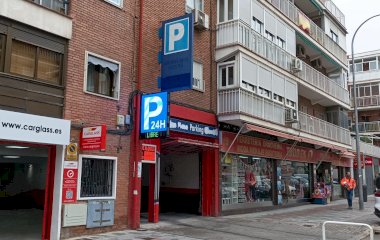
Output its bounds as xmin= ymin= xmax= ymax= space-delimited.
xmin=148 ymin=164 xmax=159 ymax=222
xmin=201 ymin=149 xmax=220 ymax=217
xmin=212 ymin=148 xmax=220 ymax=216
xmin=145 ymin=138 xmax=160 ymax=223
xmin=128 ymin=95 xmax=142 ymax=229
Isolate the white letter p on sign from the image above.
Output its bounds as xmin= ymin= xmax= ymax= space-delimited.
xmin=168 ymin=23 xmax=184 ymax=51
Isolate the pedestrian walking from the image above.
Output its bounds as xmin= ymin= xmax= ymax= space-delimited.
xmin=340 ymin=172 xmax=356 ymax=209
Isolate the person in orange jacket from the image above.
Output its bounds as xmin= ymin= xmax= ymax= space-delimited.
xmin=340 ymin=172 xmax=356 ymax=209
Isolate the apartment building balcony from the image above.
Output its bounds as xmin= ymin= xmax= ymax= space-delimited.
xmin=352 ymin=96 xmax=380 ymax=110
xmin=352 ymin=140 xmax=380 ymax=159
xmin=265 ymin=0 xmax=347 ymax=65
xmin=217 ymin=88 xmax=351 ymax=146
xmin=0 ymin=0 xmax=72 ymax=39
xmin=318 ymin=0 xmax=345 ymax=27
xmin=351 ymin=121 xmax=380 ymax=134
xmin=216 ymin=20 xmax=350 ymax=106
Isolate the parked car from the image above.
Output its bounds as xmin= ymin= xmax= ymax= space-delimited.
xmin=374 ymin=177 xmax=380 ymax=218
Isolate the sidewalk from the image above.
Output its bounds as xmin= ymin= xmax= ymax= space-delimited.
xmin=68 ymin=197 xmax=379 ymax=240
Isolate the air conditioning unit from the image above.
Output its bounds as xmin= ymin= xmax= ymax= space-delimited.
xmin=291 ymin=58 xmax=303 ymax=72
xmin=285 ymin=108 xmax=298 ymax=123
xmin=194 ymin=9 xmax=209 ymax=30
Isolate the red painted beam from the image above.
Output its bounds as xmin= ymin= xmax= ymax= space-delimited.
xmin=170 ymin=104 xmax=217 ymax=126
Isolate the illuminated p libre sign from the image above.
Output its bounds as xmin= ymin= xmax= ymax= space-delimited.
xmin=140 ymin=92 xmax=168 ymax=134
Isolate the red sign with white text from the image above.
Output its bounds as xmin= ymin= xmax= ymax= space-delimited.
xmin=80 ymin=125 xmax=107 ymax=151
xmin=141 ymin=144 xmax=157 ymax=163
xmin=354 ymin=155 xmax=373 ymax=168
xmin=221 ymin=131 xmax=350 ymax=167
xmin=62 ymin=161 xmax=78 ymax=204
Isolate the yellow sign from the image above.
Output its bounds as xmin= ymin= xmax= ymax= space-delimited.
xmin=66 ymin=143 xmax=78 ymax=161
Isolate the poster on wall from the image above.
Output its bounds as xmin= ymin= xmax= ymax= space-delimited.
xmin=66 ymin=143 xmax=78 ymax=161
xmin=80 ymin=125 xmax=107 ymax=151
xmin=62 ymin=161 xmax=78 ymax=204
xmin=141 ymin=144 xmax=157 ymax=164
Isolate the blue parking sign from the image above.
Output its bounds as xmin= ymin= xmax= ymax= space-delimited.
xmin=164 ymin=18 xmax=189 ymax=55
xmin=160 ymin=14 xmax=193 ymax=92
xmin=140 ymin=92 xmax=168 ymax=134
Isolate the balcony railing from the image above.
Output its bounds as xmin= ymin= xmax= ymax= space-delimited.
xmin=352 ymin=96 xmax=380 ymax=108
xmin=298 ymin=112 xmax=351 ymax=145
xmin=351 ymin=121 xmax=380 ymax=133
xmin=352 ymin=141 xmax=380 ymax=158
xmin=320 ymin=0 xmax=346 ymax=26
xmin=216 ymin=20 xmax=350 ymax=105
xmin=265 ymin=0 xmax=347 ymax=65
xmin=30 ymin=0 xmax=68 ymax=14
xmin=217 ymin=88 xmax=351 ymax=146
xmin=218 ymin=88 xmax=286 ymax=125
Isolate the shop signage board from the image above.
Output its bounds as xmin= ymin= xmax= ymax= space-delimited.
xmin=365 ymin=156 xmax=373 ymax=166
xmin=0 ymin=109 xmax=70 ymax=145
xmin=169 ymin=118 xmax=218 ymax=138
xmin=221 ymin=131 xmax=350 ymax=167
xmin=160 ymin=13 xmax=193 ymax=92
xmin=80 ymin=125 xmax=107 ymax=151
xmin=141 ymin=144 xmax=157 ymax=163
xmin=140 ymin=92 xmax=168 ymax=135
xmin=354 ymin=155 xmax=373 ymax=168
xmin=66 ymin=143 xmax=78 ymax=161
xmin=62 ymin=161 xmax=78 ymax=204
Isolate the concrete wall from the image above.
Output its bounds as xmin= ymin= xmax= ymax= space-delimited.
xmin=298 ymin=96 xmax=327 ymax=118
xmin=160 ymin=153 xmax=200 ymax=189
xmin=0 ymin=0 xmax=72 ymax=39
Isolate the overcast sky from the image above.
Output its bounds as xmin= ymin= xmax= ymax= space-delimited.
xmin=333 ymin=0 xmax=380 ymax=54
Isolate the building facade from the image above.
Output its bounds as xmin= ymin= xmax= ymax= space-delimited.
xmin=216 ymin=0 xmax=353 ymax=212
xmin=349 ymin=50 xmax=380 ymax=195
xmin=0 ymin=0 xmax=137 ymax=239
xmin=3 ymin=0 xmax=379 ymax=239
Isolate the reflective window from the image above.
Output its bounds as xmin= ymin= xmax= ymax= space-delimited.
xmin=277 ymin=160 xmax=311 ymax=205
xmin=222 ymin=154 xmax=273 ymax=207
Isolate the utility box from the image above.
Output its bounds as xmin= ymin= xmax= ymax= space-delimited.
xmin=86 ymin=200 xmax=114 ymax=228
xmin=63 ymin=203 xmax=87 ymax=227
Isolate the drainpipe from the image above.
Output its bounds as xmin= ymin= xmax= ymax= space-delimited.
xmin=128 ymin=0 xmax=144 ymax=230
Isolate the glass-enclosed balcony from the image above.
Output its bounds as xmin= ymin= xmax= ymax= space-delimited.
xmin=218 ymin=88 xmax=351 ymax=145
xmin=216 ymin=20 xmax=350 ymax=105
xmin=265 ymin=0 xmax=347 ymax=65
xmin=351 ymin=121 xmax=380 ymax=133
xmin=30 ymin=0 xmax=68 ymax=14
xmin=352 ymin=96 xmax=380 ymax=109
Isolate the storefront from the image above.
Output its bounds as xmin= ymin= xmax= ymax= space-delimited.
xmin=220 ymin=131 xmax=351 ymax=212
xmin=0 ymin=109 xmax=71 ymax=240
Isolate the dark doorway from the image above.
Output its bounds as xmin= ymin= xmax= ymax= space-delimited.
xmin=0 ymin=143 xmax=49 ymax=240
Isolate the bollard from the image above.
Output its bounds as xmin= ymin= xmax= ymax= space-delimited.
xmin=363 ymin=185 xmax=368 ymax=202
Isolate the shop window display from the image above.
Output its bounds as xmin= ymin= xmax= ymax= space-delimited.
xmin=332 ymin=166 xmax=343 ymax=198
xmin=278 ymin=160 xmax=311 ymax=205
xmin=222 ymin=154 xmax=273 ymax=207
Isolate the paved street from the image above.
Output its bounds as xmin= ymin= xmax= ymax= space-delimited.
xmin=69 ymin=197 xmax=380 ymax=240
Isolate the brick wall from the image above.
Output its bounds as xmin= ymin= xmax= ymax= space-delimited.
xmin=140 ymin=0 xmax=217 ymax=114
xmin=298 ymin=96 xmax=327 ymax=118
xmin=62 ymin=0 xmax=137 ymax=238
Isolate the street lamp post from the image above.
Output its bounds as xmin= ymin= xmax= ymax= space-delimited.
xmin=351 ymin=14 xmax=380 ymax=210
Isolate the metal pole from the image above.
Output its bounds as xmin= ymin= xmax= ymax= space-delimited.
xmin=351 ymin=14 xmax=380 ymax=210
xmin=220 ymin=123 xmax=247 ymax=163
